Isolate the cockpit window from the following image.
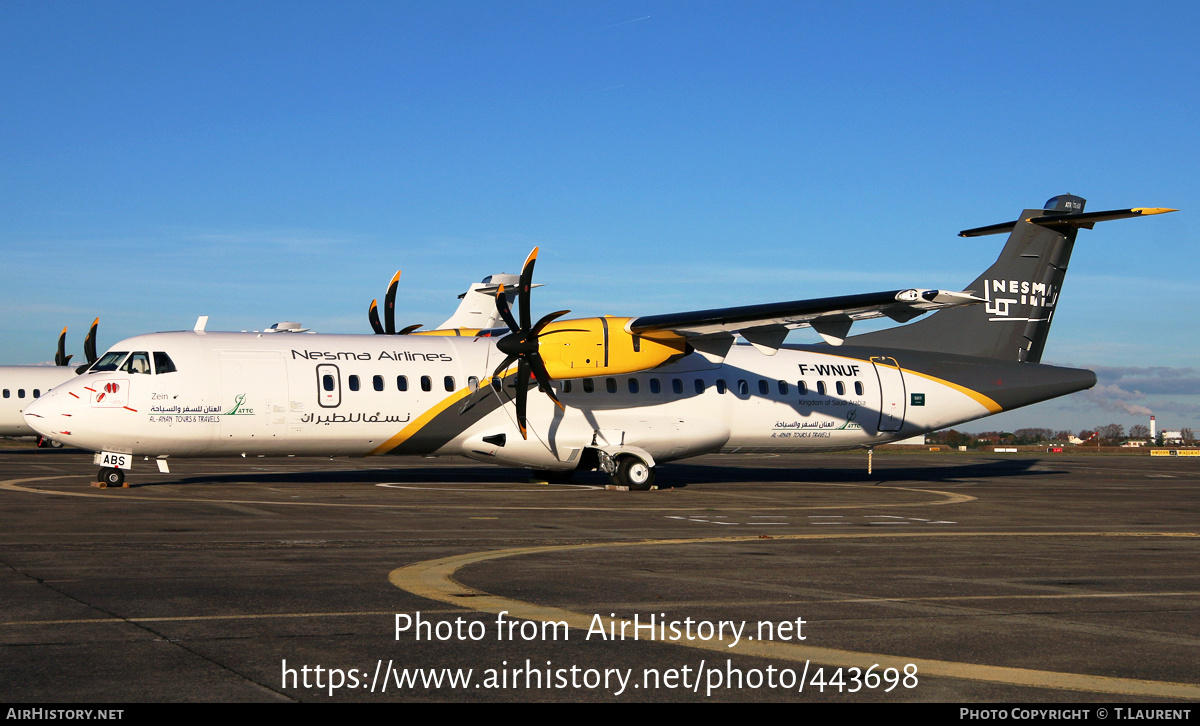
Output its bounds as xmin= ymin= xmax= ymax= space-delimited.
xmin=121 ymin=352 xmax=152 ymax=374
xmin=153 ymin=352 xmax=177 ymax=374
xmin=90 ymin=351 xmax=129 ymax=372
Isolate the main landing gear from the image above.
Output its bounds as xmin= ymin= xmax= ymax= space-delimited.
xmin=95 ymin=467 xmax=126 ymax=488
xmin=609 ymin=453 xmax=656 ymax=491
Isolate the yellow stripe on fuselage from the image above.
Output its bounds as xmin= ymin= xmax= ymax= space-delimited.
xmin=368 ymin=370 xmax=513 ymax=456
xmin=902 ymin=368 xmax=1003 ymax=414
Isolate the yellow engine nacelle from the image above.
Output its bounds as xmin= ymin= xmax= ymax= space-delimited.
xmin=537 ymin=317 xmax=689 ymax=379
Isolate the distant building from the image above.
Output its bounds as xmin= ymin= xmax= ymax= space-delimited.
xmin=1162 ymin=431 xmax=1185 ymax=445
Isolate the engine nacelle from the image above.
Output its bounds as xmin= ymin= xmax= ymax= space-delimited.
xmin=537 ymin=317 xmax=689 ymax=379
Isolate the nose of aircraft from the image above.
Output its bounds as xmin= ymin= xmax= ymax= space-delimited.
xmin=23 ymin=387 xmax=71 ymax=441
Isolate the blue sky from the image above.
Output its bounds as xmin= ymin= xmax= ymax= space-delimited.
xmin=2 ymin=1 xmax=1196 ymax=434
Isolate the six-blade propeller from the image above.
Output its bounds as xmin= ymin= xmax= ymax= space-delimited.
xmin=491 ymin=248 xmax=573 ymax=439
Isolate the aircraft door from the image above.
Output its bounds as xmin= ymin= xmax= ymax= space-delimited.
xmin=317 ymin=364 xmax=341 ymax=408
xmin=871 ymin=356 xmax=906 ymax=432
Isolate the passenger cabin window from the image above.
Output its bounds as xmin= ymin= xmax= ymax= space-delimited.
xmin=322 ymin=375 xmax=335 ymax=392
xmin=778 ymin=381 xmax=788 ymax=395
xmin=672 ymin=379 xmax=683 ymax=394
xmin=737 ymin=380 xmax=749 ymax=395
xmin=855 ymin=381 xmax=864 ymax=396
xmin=582 ymin=378 xmax=594 ymax=393
xmin=348 ymin=375 xmax=360 ymax=392
xmin=628 ymin=378 xmax=639 ymax=394
xmin=153 ymin=352 xmax=177 ymax=374
xmin=18 ymin=389 xmax=25 ymax=398
xmin=468 ymin=376 xmax=479 ymax=392
xmin=797 ymin=380 xmax=808 ymax=395
xmin=397 ymin=376 xmax=408 ymax=391
xmin=1 ymin=390 xmax=7 ymax=398
xmin=649 ymin=378 xmax=661 ymax=394
xmin=33 ymin=389 xmax=40 ymax=398
xmin=606 ymin=378 xmax=617 ymax=393
xmin=121 ymin=352 xmax=151 ymax=374
xmin=373 ymin=375 xmax=384 ymax=392
xmin=421 ymin=376 xmax=432 ymax=392
xmin=90 ymin=351 xmax=129 ymax=372
xmin=817 ymin=381 xmax=827 ymax=396
xmin=758 ymin=380 xmax=769 ymax=395
xmin=444 ymin=376 xmax=455 ymax=392
xmin=716 ymin=380 xmax=726 ymax=394
xmin=836 ymin=381 xmax=845 ymax=396
xmin=562 ymin=380 xmax=572 ymax=394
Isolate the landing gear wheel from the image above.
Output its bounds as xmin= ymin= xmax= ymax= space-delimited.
xmin=611 ymin=455 xmax=655 ymax=491
xmin=97 ymin=467 xmax=125 ymax=488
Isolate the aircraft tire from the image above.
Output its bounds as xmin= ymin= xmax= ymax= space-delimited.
xmin=99 ymin=468 xmax=125 ymax=488
xmin=612 ymin=455 xmax=655 ymax=491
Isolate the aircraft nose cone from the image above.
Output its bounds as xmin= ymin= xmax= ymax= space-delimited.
xmin=22 ymin=393 xmax=57 ymax=437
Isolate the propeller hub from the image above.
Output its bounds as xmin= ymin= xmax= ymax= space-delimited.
xmin=497 ymin=333 xmax=536 ymax=358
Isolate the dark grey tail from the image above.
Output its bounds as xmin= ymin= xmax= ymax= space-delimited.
xmin=846 ymin=195 xmax=1173 ymax=363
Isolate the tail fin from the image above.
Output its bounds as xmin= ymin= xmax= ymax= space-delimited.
xmin=846 ymin=195 xmax=1175 ymax=362
xmin=435 ymin=274 xmax=523 ymax=331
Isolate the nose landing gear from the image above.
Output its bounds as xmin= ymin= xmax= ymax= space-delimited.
xmin=95 ymin=467 xmax=127 ymax=488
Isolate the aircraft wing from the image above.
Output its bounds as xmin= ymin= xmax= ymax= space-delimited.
xmin=626 ymin=288 xmax=982 ymax=352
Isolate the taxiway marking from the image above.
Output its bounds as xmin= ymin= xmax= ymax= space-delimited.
xmin=388 ymin=531 xmax=1200 ymax=699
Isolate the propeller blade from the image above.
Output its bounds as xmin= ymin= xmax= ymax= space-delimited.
xmin=495 ymin=284 xmax=519 ymax=333
xmin=368 ymin=300 xmax=385 ymax=334
xmin=492 ymin=355 xmax=518 ymax=386
xmin=518 ymin=248 xmax=538 ymax=332
xmin=384 ymin=270 xmax=401 ymax=335
xmin=84 ymin=318 xmax=98 ymax=364
xmin=531 ymin=310 xmax=571 ymax=336
xmin=528 ymin=354 xmax=565 ymax=411
xmin=55 ymin=326 xmax=68 ymax=366
xmin=515 ymin=358 xmax=530 ymax=439
xmin=399 ymin=324 xmax=424 ymax=335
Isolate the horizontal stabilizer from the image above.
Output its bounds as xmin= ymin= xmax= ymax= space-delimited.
xmin=960 ymin=207 xmax=1176 ymax=237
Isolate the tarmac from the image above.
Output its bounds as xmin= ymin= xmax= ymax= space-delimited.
xmin=1 ymin=444 xmax=1197 ymax=703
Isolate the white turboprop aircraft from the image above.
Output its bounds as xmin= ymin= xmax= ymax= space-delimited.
xmin=0 ymin=320 xmax=99 ymax=444
xmin=24 ymin=196 xmax=1174 ymax=488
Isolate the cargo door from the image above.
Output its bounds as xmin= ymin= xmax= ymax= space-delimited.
xmin=871 ymin=356 xmax=906 ymax=432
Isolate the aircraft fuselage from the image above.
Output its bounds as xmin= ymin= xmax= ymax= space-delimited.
xmin=24 ymin=330 xmax=1096 ymax=470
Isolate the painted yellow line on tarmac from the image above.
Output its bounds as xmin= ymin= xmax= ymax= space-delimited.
xmin=388 ymin=531 xmax=1200 ymax=699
